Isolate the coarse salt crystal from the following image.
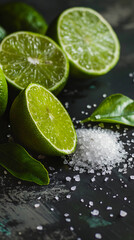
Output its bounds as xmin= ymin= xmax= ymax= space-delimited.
xmin=120 ymin=210 xmax=127 ymax=217
xmin=95 ymin=233 xmax=102 ymax=239
xmin=130 ymin=175 xmax=134 ymax=180
xmin=91 ymin=209 xmax=99 ymax=216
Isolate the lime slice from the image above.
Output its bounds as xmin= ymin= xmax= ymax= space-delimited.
xmin=0 ymin=2 xmax=48 ymax=34
xmin=10 ymin=83 xmax=77 ymax=156
xmin=0 ymin=68 xmax=8 ymax=117
xmin=0 ymin=32 xmax=69 ymax=95
xmin=48 ymin=7 xmax=120 ymax=77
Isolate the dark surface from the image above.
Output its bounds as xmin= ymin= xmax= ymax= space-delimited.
xmin=0 ymin=0 xmax=134 ymax=240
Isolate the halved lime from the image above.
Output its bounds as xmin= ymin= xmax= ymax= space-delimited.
xmin=10 ymin=83 xmax=77 ymax=156
xmin=0 ymin=2 xmax=48 ymax=34
xmin=48 ymin=7 xmax=120 ymax=77
xmin=0 ymin=68 xmax=8 ymax=117
xmin=0 ymin=32 xmax=69 ymax=95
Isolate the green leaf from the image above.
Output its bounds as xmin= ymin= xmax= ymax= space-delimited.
xmin=81 ymin=93 xmax=134 ymax=126
xmin=0 ymin=143 xmax=50 ymax=185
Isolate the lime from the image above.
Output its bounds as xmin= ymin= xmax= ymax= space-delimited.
xmin=0 ymin=26 xmax=6 ymax=42
xmin=0 ymin=32 xmax=69 ymax=95
xmin=47 ymin=7 xmax=120 ymax=77
xmin=0 ymin=2 xmax=48 ymax=34
xmin=0 ymin=68 xmax=8 ymax=117
xmin=10 ymin=83 xmax=77 ymax=156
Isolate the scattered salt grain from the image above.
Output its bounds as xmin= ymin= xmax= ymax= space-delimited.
xmin=95 ymin=233 xmax=102 ymax=239
xmin=71 ymin=186 xmax=76 ymax=191
xmin=37 ymin=225 xmax=43 ymax=230
xmin=93 ymin=104 xmax=97 ymax=107
xmin=66 ymin=194 xmax=71 ymax=199
xmin=55 ymin=196 xmax=59 ymax=201
xmin=73 ymin=175 xmax=80 ymax=182
xmin=87 ymin=105 xmax=92 ymax=109
xmin=103 ymin=93 xmax=107 ymax=98
xmin=130 ymin=175 xmax=134 ymax=180
xmin=67 ymin=128 xmax=127 ymax=174
xmin=120 ymin=210 xmax=127 ymax=217
xmin=34 ymin=203 xmax=40 ymax=208
xmin=66 ymin=176 xmax=71 ymax=182
xmin=91 ymin=209 xmax=99 ymax=216
xmin=91 ymin=177 xmax=96 ymax=182
xmin=89 ymin=201 xmax=94 ymax=206
xmin=64 ymin=213 xmax=69 ymax=217
xmin=66 ymin=218 xmax=71 ymax=222
xmin=70 ymin=226 xmax=74 ymax=231
xmin=107 ymin=206 xmax=112 ymax=210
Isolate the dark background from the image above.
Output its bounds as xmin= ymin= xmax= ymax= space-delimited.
xmin=0 ymin=0 xmax=134 ymax=240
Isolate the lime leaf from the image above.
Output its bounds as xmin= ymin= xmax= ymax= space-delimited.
xmin=81 ymin=94 xmax=134 ymax=126
xmin=0 ymin=143 xmax=49 ymax=185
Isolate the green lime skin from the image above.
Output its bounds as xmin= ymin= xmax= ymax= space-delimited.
xmin=0 ymin=2 xmax=48 ymax=34
xmin=0 ymin=26 xmax=6 ymax=42
xmin=0 ymin=69 xmax=8 ymax=117
xmin=47 ymin=7 xmax=120 ymax=78
xmin=10 ymin=83 xmax=77 ymax=156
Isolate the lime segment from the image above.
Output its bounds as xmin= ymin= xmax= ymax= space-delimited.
xmin=10 ymin=83 xmax=77 ymax=156
xmin=0 ymin=32 xmax=69 ymax=95
xmin=48 ymin=7 xmax=120 ymax=77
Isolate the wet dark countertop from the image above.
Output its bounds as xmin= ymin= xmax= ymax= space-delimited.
xmin=0 ymin=0 xmax=134 ymax=239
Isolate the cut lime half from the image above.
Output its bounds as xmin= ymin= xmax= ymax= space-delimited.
xmin=48 ymin=7 xmax=120 ymax=77
xmin=10 ymin=83 xmax=77 ymax=156
xmin=0 ymin=32 xmax=69 ymax=95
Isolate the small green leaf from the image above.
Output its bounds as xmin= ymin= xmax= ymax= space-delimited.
xmin=81 ymin=93 xmax=134 ymax=126
xmin=0 ymin=143 xmax=50 ymax=185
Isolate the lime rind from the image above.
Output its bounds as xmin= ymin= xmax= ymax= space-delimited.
xmin=0 ymin=68 xmax=8 ymax=116
xmin=0 ymin=31 xmax=69 ymax=95
xmin=57 ymin=7 xmax=120 ymax=76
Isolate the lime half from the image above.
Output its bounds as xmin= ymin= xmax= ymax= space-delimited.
xmin=0 ymin=32 xmax=69 ymax=95
xmin=10 ymin=83 xmax=77 ymax=156
xmin=48 ymin=7 xmax=120 ymax=77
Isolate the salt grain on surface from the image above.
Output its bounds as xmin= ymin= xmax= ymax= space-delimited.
xmin=120 ymin=210 xmax=127 ymax=217
xmin=66 ymin=128 xmax=127 ymax=174
xmin=95 ymin=233 xmax=102 ymax=239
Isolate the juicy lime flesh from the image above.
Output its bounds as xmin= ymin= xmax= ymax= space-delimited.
xmin=59 ymin=9 xmax=119 ymax=73
xmin=0 ymin=33 xmax=67 ymax=90
xmin=27 ymin=85 xmax=76 ymax=152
